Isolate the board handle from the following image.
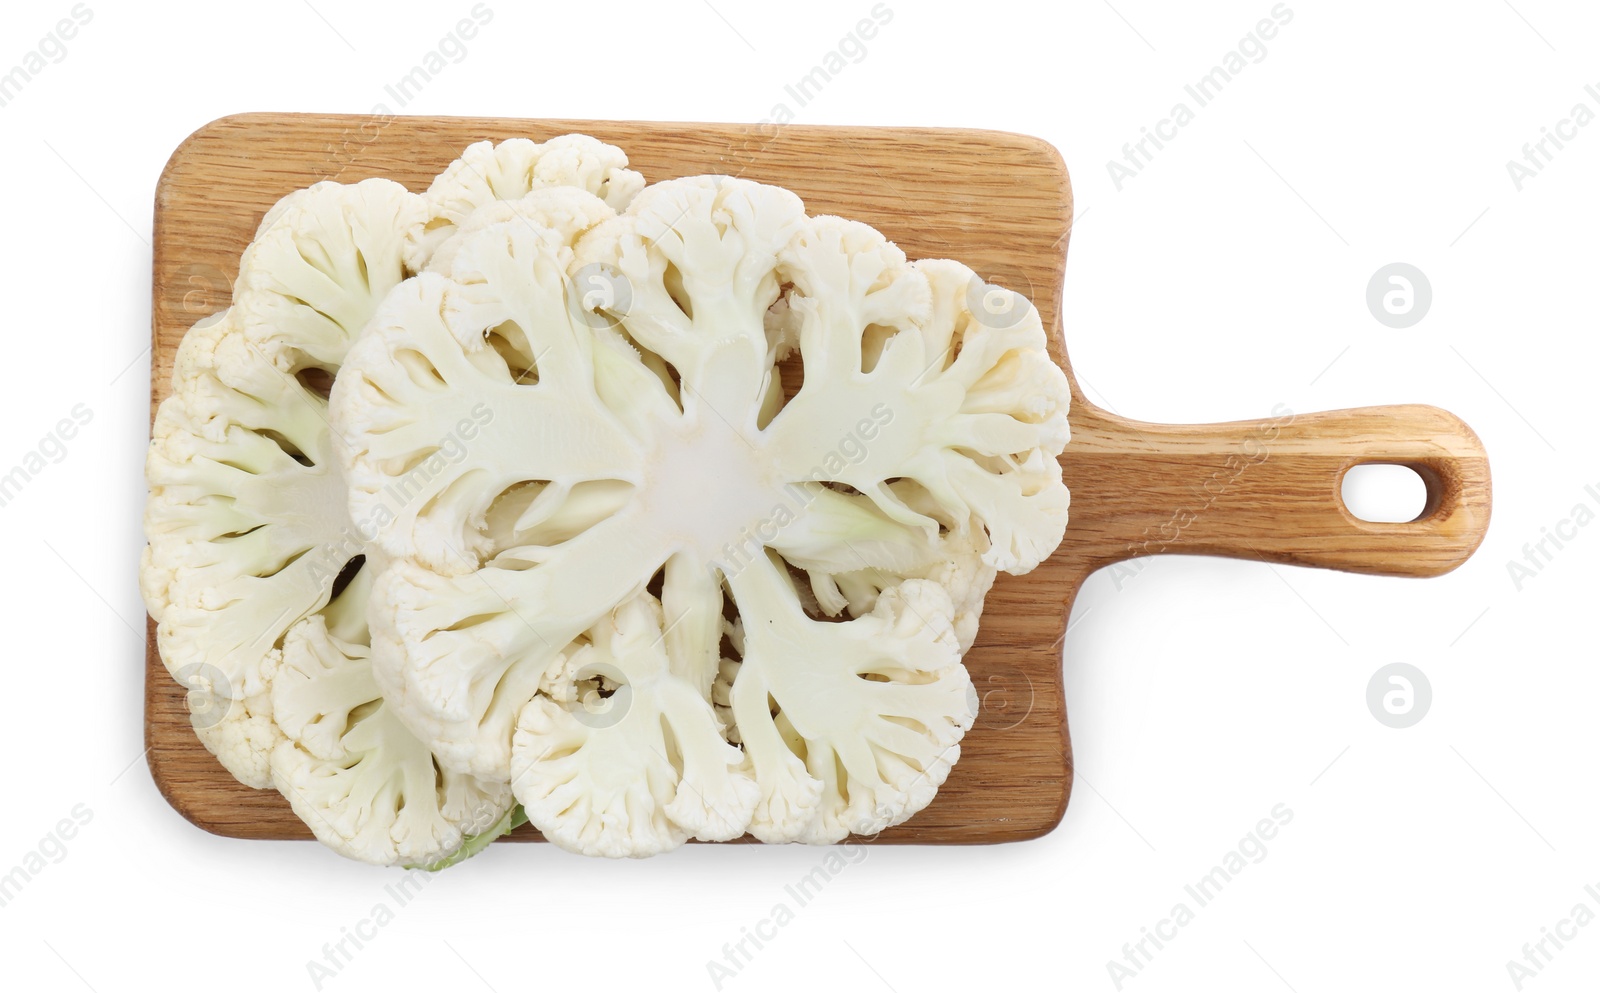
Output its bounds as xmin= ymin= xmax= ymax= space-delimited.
xmin=1059 ymin=402 xmax=1491 ymax=578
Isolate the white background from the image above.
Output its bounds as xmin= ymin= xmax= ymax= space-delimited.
xmin=0 ymin=1 xmax=1595 ymax=990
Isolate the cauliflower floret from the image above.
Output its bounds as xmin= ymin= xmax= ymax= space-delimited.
xmin=179 ymin=656 xmax=283 ymax=790
xmin=728 ymin=561 xmax=976 ymax=843
xmin=405 ymin=135 xmax=645 ymax=271
xmin=424 ymin=186 xmax=617 ymax=276
xmin=512 ymin=592 xmax=756 ymax=858
xmin=234 ymin=178 xmax=425 ymax=370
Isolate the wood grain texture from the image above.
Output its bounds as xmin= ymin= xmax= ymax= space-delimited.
xmin=145 ymin=113 xmax=1491 ymax=847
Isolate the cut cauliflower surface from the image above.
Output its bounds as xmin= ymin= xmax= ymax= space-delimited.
xmin=142 ymin=136 xmax=649 ymax=864
xmin=331 ymin=174 xmax=1071 ymax=855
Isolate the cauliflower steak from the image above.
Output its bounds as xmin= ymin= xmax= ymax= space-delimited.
xmin=331 ymin=175 xmax=1071 ymax=856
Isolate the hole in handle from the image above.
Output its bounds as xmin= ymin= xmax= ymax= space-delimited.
xmin=1341 ymin=463 xmax=1433 ymax=523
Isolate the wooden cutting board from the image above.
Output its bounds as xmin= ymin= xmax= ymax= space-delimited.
xmin=146 ymin=114 xmax=1492 ymax=845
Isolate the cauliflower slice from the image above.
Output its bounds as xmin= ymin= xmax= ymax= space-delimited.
xmin=145 ymin=157 xmax=633 ymax=852
xmin=145 ymin=175 xmax=431 ymax=788
xmin=142 ymin=312 xmax=350 ymax=710
xmin=334 ymin=175 xmax=1072 ymax=852
xmin=405 ymin=135 xmax=646 ymax=271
